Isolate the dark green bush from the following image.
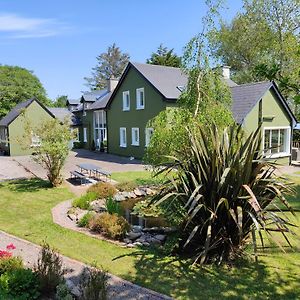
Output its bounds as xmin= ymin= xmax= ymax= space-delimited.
xmin=0 ymin=268 xmax=40 ymax=299
xmin=34 ymin=243 xmax=65 ymax=296
xmin=78 ymin=212 xmax=94 ymax=227
xmin=115 ymin=181 xmax=138 ymax=192
xmin=55 ymin=282 xmax=74 ymax=300
xmin=0 ymin=256 xmax=23 ymax=275
xmin=79 ymin=264 xmax=108 ymax=300
xmin=87 ymin=182 xmax=117 ymax=199
xmin=105 ymin=196 xmax=120 ymax=215
xmin=72 ymin=192 xmax=98 ymax=210
xmin=89 ymin=213 xmax=130 ymax=240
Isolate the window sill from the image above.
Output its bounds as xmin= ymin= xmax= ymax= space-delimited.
xmin=122 ymin=108 xmax=130 ymax=112
xmin=265 ymin=153 xmax=291 ymax=159
xmin=131 ymin=143 xmax=140 ymax=147
xmin=120 ymin=145 xmax=127 ymax=148
xmin=136 ymin=107 xmax=144 ymax=110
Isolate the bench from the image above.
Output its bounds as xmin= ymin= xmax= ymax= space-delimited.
xmin=95 ymin=168 xmax=111 ymax=182
xmin=70 ymin=170 xmax=88 ymax=185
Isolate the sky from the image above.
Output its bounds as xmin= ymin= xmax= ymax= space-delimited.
xmin=0 ymin=0 xmax=243 ymax=100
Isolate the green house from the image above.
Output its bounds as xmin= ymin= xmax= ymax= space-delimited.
xmin=0 ymin=98 xmax=55 ymax=156
xmin=106 ymin=62 xmax=297 ymax=163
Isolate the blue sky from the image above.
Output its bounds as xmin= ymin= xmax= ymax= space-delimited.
xmin=0 ymin=0 xmax=243 ymax=100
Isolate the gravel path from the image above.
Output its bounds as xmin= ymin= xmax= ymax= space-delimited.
xmin=0 ymin=231 xmax=172 ymax=300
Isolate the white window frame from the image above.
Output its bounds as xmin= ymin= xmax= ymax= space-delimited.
xmin=145 ymin=127 xmax=154 ymax=147
xmin=94 ymin=110 xmax=107 ymax=149
xmin=131 ymin=127 xmax=140 ymax=146
xmin=83 ymin=127 xmax=87 ymax=143
xmin=122 ymin=91 xmax=130 ymax=111
xmin=262 ymin=126 xmax=291 ymax=158
xmin=136 ymin=88 xmax=145 ymax=110
xmin=120 ymin=127 xmax=127 ymax=147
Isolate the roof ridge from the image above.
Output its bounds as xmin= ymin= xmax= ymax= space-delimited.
xmin=231 ymin=81 xmax=271 ymax=88
xmin=132 ymin=61 xmax=182 ymax=71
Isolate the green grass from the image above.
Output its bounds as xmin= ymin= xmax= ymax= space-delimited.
xmin=111 ymin=170 xmax=164 ymax=185
xmin=0 ymin=178 xmax=299 ymax=299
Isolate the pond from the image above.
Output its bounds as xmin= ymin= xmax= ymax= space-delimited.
xmin=119 ymin=197 xmax=167 ymax=228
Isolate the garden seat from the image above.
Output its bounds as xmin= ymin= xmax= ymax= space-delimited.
xmin=70 ymin=170 xmax=88 ymax=185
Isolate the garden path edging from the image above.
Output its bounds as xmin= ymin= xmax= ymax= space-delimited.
xmin=0 ymin=229 xmax=173 ymax=300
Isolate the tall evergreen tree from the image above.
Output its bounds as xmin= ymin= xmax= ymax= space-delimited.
xmin=84 ymin=43 xmax=130 ymax=90
xmin=147 ymin=44 xmax=181 ymax=67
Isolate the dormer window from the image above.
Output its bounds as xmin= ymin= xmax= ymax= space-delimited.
xmin=136 ymin=88 xmax=145 ymax=110
xmin=122 ymin=91 xmax=130 ymax=111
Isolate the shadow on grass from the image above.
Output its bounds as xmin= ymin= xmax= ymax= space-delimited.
xmin=3 ymin=178 xmax=52 ymax=193
xmin=112 ymin=247 xmax=299 ymax=299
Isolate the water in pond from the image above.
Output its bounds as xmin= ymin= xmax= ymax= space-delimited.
xmin=119 ymin=197 xmax=167 ymax=228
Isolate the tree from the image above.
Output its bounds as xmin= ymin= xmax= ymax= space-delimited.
xmin=145 ymin=1 xmax=233 ymax=165
xmin=0 ymin=65 xmax=49 ymax=119
xmin=211 ymin=0 xmax=300 ymax=106
xmin=84 ymin=43 xmax=130 ymax=90
xmin=52 ymin=95 xmax=68 ymax=108
xmin=24 ymin=118 xmax=73 ymax=186
xmin=146 ymin=44 xmax=181 ymax=67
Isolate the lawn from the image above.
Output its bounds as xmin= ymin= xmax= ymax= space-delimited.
xmin=111 ymin=170 xmax=164 ymax=185
xmin=0 ymin=177 xmax=299 ymax=299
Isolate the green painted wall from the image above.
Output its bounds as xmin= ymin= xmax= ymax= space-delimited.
xmin=243 ymin=88 xmax=292 ymax=165
xmin=79 ymin=110 xmax=94 ymax=150
xmin=107 ymin=67 xmax=167 ymax=158
xmin=8 ymin=101 xmax=53 ymax=156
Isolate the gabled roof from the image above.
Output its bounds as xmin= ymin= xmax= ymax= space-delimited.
xmin=231 ymin=81 xmax=297 ymax=125
xmin=48 ymin=107 xmax=81 ymax=126
xmin=87 ymin=91 xmax=112 ymax=110
xmin=107 ymin=62 xmax=188 ymax=107
xmin=0 ymin=98 xmax=55 ymax=127
xmin=66 ymin=98 xmax=80 ymax=105
xmin=82 ymin=89 xmax=107 ymax=102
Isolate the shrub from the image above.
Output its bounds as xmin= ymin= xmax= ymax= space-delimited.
xmin=105 ymin=196 xmax=120 ymax=215
xmin=79 ymin=264 xmax=108 ymax=300
xmin=0 ymin=256 xmax=23 ymax=275
xmin=72 ymin=192 xmax=98 ymax=210
xmin=115 ymin=181 xmax=138 ymax=192
xmin=78 ymin=212 xmax=94 ymax=227
xmin=34 ymin=242 xmax=65 ymax=295
xmin=154 ymin=124 xmax=295 ymax=264
xmin=0 ymin=268 xmax=40 ymax=299
xmin=88 ymin=213 xmax=130 ymax=239
xmin=55 ymin=282 xmax=74 ymax=300
xmin=87 ymin=182 xmax=117 ymax=199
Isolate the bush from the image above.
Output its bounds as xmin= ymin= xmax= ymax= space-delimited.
xmin=0 ymin=256 xmax=23 ymax=275
xmin=79 ymin=264 xmax=108 ymax=300
xmin=0 ymin=268 xmax=40 ymax=299
xmin=88 ymin=213 xmax=130 ymax=240
xmin=55 ymin=282 xmax=74 ymax=300
xmin=72 ymin=192 xmax=98 ymax=210
xmin=105 ymin=197 xmax=120 ymax=215
xmin=34 ymin=243 xmax=65 ymax=296
xmin=115 ymin=181 xmax=138 ymax=192
xmin=87 ymin=182 xmax=117 ymax=199
xmin=78 ymin=212 xmax=94 ymax=227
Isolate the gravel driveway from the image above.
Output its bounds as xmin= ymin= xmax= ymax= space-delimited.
xmin=0 ymin=156 xmax=32 ymax=180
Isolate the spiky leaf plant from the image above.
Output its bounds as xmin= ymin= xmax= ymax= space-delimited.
xmin=153 ymin=124 xmax=295 ymax=264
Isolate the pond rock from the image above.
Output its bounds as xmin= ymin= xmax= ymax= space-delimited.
xmin=154 ymin=234 xmax=166 ymax=242
xmin=127 ymin=231 xmax=142 ymax=240
xmin=90 ymin=200 xmax=106 ymax=212
xmin=114 ymin=193 xmax=126 ymax=202
xmin=132 ymin=225 xmax=143 ymax=232
xmin=133 ymin=241 xmax=143 ymax=247
xmin=133 ymin=188 xmax=143 ymax=196
xmin=123 ymin=238 xmax=131 ymax=244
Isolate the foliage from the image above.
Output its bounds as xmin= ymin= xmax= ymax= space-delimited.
xmin=84 ymin=43 xmax=130 ymax=90
xmin=146 ymin=44 xmax=181 ymax=67
xmin=111 ymin=171 xmax=164 ymax=185
xmin=0 ymin=256 xmax=23 ymax=276
xmin=145 ymin=2 xmax=234 ymax=165
xmin=153 ymin=124 xmax=295 ymax=264
xmin=89 ymin=213 xmax=130 ymax=240
xmin=87 ymin=182 xmax=117 ymax=199
xmin=24 ymin=118 xmax=73 ymax=186
xmin=0 ymin=268 xmax=40 ymax=300
xmin=52 ymin=95 xmax=68 ymax=108
xmin=105 ymin=196 xmax=120 ymax=215
xmin=73 ymin=192 xmax=98 ymax=210
xmin=211 ymin=0 xmax=300 ymax=107
xmin=0 ymin=65 xmax=49 ymax=119
xmin=34 ymin=242 xmax=65 ymax=295
xmin=55 ymin=282 xmax=74 ymax=300
xmin=115 ymin=180 xmax=138 ymax=192
xmin=78 ymin=211 xmax=95 ymax=227
xmin=132 ymin=198 xmax=163 ymax=217
xmin=79 ymin=264 xmax=108 ymax=300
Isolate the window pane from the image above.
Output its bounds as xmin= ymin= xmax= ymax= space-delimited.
xmin=264 ymin=130 xmax=270 ymax=155
xmin=271 ymin=129 xmax=279 ymax=153
xmin=280 ymin=129 xmax=286 ymax=152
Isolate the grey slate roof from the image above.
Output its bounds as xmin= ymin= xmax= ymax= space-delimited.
xmin=47 ymin=107 xmax=81 ymax=126
xmin=82 ymin=89 xmax=107 ymax=102
xmin=88 ymin=91 xmax=112 ymax=110
xmin=0 ymin=98 xmax=55 ymax=127
xmin=67 ymin=98 xmax=80 ymax=105
xmin=231 ymin=81 xmax=273 ymax=124
xmin=131 ymin=62 xmax=188 ymax=99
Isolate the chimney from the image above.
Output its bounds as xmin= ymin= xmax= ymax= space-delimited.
xmin=107 ymin=78 xmax=119 ymax=92
xmin=222 ymin=66 xmax=231 ymax=80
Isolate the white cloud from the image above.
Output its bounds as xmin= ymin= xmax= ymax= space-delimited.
xmin=0 ymin=13 xmax=70 ymax=38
